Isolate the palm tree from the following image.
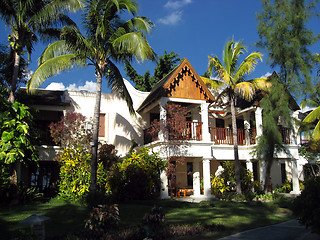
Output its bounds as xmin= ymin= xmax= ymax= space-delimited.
xmin=0 ymin=0 xmax=83 ymax=102
xmin=27 ymin=0 xmax=156 ymax=193
xmin=302 ymin=82 xmax=320 ymax=141
xmin=206 ymin=40 xmax=267 ymax=194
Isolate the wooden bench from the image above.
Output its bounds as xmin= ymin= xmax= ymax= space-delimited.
xmin=177 ymin=187 xmax=194 ymax=198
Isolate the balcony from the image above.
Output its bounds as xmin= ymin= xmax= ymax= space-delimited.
xmin=144 ymin=121 xmax=203 ymax=144
xmin=209 ymin=127 xmax=257 ymax=146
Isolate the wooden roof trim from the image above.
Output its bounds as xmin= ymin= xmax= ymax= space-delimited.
xmin=162 ymin=58 xmax=215 ymax=102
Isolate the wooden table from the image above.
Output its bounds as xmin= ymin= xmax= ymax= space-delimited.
xmin=177 ymin=187 xmax=194 ymax=198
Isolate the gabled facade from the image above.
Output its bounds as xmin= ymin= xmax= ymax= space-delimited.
xmin=19 ymin=58 xmax=308 ymax=198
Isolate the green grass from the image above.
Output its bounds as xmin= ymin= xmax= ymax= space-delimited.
xmin=0 ymin=197 xmax=294 ymax=239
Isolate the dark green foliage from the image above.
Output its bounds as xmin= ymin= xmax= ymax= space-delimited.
xmin=0 ymin=98 xmax=38 ymax=165
xmin=256 ymin=0 xmax=317 ymax=95
xmin=252 ymin=76 xmax=292 ymax=191
xmin=107 ymin=148 xmax=166 ymax=200
xmin=211 ymin=161 xmax=258 ymax=200
xmin=124 ymin=51 xmax=180 ymax=91
xmin=293 ymin=176 xmax=320 ymax=233
xmin=142 ymin=205 xmax=166 ymax=239
xmin=84 ymin=204 xmax=120 ymax=236
xmin=0 ymin=44 xmax=28 ymax=92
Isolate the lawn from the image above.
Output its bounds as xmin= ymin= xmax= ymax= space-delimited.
xmin=0 ymin=197 xmax=294 ymax=239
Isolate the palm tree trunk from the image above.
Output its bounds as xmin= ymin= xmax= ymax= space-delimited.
xmin=230 ymin=96 xmax=242 ymax=194
xmin=8 ymin=50 xmax=21 ymax=103
xmin=90 ymin=70 xmax=103 ymax=193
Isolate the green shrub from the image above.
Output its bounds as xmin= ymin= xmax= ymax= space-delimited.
xmin=211 ymin=161 xmax=257 ymax=200
xmin=57 ymin=148 xmax=107 ymax=201
xmin=292 ymin=176 xmax=320 ymax=233
xmin=107 ymin=148 xmax=166 ymax=200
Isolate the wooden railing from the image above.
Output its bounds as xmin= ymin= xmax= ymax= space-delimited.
xmin=209 ymin=127 xmax=246 ymax=145
xmin=280 ymin=127 xmax=291 ymax=144
xmin=209 ymin=127 xmax=257 ymax=145
xmin=168 ymin=121 xmax=203 ymax=141
xmin=144 ymin=121 xmax=203 ymax=144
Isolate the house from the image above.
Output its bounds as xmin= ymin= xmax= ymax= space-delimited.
xmin=18 ymin=58 xmax=308 ymax=198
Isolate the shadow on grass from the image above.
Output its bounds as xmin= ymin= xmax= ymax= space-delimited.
xmin=0 ymin=199 xmax=90 ymax=239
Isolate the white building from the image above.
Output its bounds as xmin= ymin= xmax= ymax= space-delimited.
xmin=18 ymin=58 xmax=308 ymax=198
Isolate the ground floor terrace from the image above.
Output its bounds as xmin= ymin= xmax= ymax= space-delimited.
xmin=159 ymin=156 xmax=303 ymax=199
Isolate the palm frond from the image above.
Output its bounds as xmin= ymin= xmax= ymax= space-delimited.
xmin=111 ymin=31 xmax=155 ymax=62
xmin=235 ymin=82 xmax=255 ymax=101
xmin=61 ymin=25 xmax=93 ymax=57
xmin=312 ymin=120 xmax=320 ymax=141
xmin=38 ymin=40 xmax=69 ymax=65
xmin=235 ymin=52 xmax=263 ymax=80
xmin=27 ymin=54 xmax=84 ymax=92
xmin=250 ymin=77 xmax=270 ymax=91
xmin=303 ymin=106 xmax=320 ymax=124
xmin=208 ymin=55 xmax=231 ymax=85
xmin=106 ymin=59 xmax=134 ymax=114
xmin=201 ymin=77 xmax=224 ymax=90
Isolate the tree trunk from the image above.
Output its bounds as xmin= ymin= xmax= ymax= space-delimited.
xmin=90 ymin=70 xmax=103 ymax=193
xmin=8 ymin=50 xmax=21 ymax=103
xmin=230 ymin=96 xmax=242 ymax=194
xmin=264 ymin=160 xmax=272 ymax=193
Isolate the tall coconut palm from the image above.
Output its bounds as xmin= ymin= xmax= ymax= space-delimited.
xmin=0 ymin=0 xmax=83 ymax=102
xmin=27 ymin=0 xmax=156 ymax=193
xmin=207 ymin=40 xmax=267 ymax=194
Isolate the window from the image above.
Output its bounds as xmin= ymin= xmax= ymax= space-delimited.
xmin=99 ymin=113 xmax=105 ymax=137
xmin=281 ymin=163 xmax=286 ymax=183
xmin=187 ymin=162 xmax=193 ymax=186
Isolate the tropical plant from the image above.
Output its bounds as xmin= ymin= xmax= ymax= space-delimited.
xmin=27 ymin=0 xmax=156 ymax=194
xmin=252 ymin=75 xmax=292 ymax=192
xmin=205 ymin=40 xmax=267 ymax=194
xmin=57 ymin=147 xmax=107 ymax=201
xmin=256 ymin=0 xmax=317 ymax=95
xmin=124 ymin=51 xmax=180 ymax=91
xmin=0 ymin=99 xmax=38 ymax=165
xmin=293 ymin=176 xmax=320 ymax=234
xmin=302 ymin=99 xmax=320 ymax=142
xmin=107 ymin=147 xmax=165 ymax=200
xmin=0 ymin=0 xmax=83 ymax=102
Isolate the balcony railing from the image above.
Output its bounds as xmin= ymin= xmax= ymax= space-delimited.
xmin=143 ymin=121 xmax=203 ymax=144
xmin=280 ymin=127 xmax=291 ymax=144
xmin=209 ymin=127 xmax=246 ymax=145
xmin=168 ymin=121 xmax=203 ymax=141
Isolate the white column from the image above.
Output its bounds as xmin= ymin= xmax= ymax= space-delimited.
xmin=259 ymin=160 xmax=266 ymax=186
xmin=159 ymin=98 xmax=168 ymax=141
xmin=255 ymin=107 xmax=263 ymax=138
xmin=193 ymin=160 xmax=201 ymax=197
xmin=246 ymin=160 xmax=254 ymax=182
xmin=202 ymin=159 xmax=212 ymax=197
xmin=290 ymin=159 xmax=300 ymax=194
xmin=243 ymin=112 xmax=250 ymax=146
xmin=201 ymin=102 xmax=210 ymax=142
xmin=160 ymin=170 xmax=170 ymax=199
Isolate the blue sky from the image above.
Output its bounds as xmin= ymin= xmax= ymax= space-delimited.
xmin=0 ymin=0 xmax=319 ymax=93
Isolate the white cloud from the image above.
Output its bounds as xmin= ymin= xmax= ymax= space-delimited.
xmin=159 ymin=11 xmax=183 ymax=25
xmin=45 ymin=81 xmax=97 ymax=92
xmin=45 ymin=82 xmax=66 ymax=90
xmin=164 ymin=0 xmax=192 ymax=9
xmin=260 ymin=72 xmax=272 ymax=78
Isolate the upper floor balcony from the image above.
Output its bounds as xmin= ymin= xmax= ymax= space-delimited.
xmin=144 ymin=121 xmax=291 ymax=146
